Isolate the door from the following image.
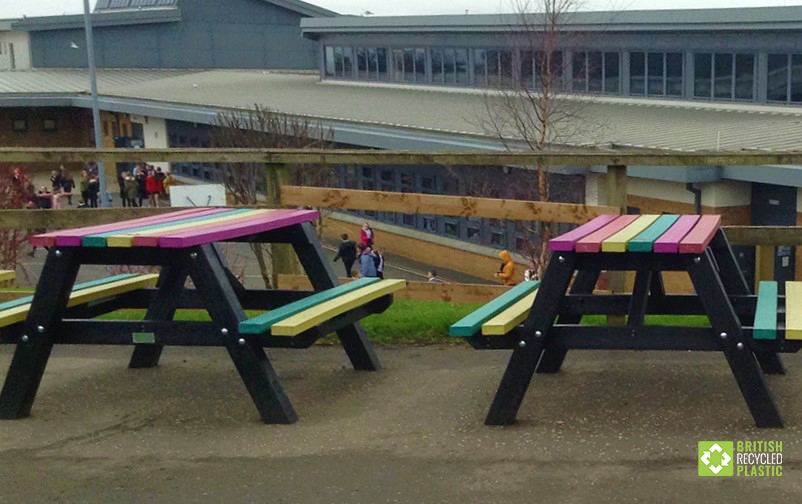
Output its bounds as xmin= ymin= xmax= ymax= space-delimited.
xmin=751 ymin=182 xmax=797 ymax=290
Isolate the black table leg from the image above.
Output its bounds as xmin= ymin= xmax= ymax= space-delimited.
xmin=0 ymin=247 xmax=80 ymax=419
xmin=688 ymin=250 xmax=783 ymax=428
xmin=189 ymin=244 xmax=297 ymax=424
xmin=129 ymin=265 xmax=188 ymax=369
xmin=486 ymin=252 xmax=576 ymax=425
xmin=536 ymin=269 xmax=599 ymax=374
xmin=712 ymin=230 xmax=785 ymax=375
xmin=627 ymin=270 xmax=652 ymax=327
xmin=289 ymin=222 xmax=381 ymax=371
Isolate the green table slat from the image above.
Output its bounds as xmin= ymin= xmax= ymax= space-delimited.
xmin=82 ymin=208 xmax=250 ymax=247
xmin=753 ymin=281 xmax=778 ymax=340
xmin=628 ymin=215 xmax=680 ymax=252
xmin=238 ymin=277 xmax=380 ymax=334
xmin=0 ymin=273 xmax=140 ymax=313
xmin=449 ymin=281 xmax=540 ymax=337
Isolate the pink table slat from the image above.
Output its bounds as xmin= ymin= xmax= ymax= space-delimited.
xmin=159 ymin=209 xmax=320 ymax=248
xmin=132 ymin=211 xmax=276 ymax=247
xmin=678 ymin=215 xmax=722 ymax=254
xmin=548 ymin=214 xmax=620 ymax=252
xmin=653 ymin=215 xmax=701 ymax=253
xmin=30 ymin=208 xmax=217 ymax=247
xmin=575 ymin=215 xmax=640 ymax=253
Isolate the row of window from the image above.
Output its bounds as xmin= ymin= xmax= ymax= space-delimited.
xmin=10 ymin=117 xmax=57 ymax=133
xmin=324 ymin=46 xmax=802 ymax=104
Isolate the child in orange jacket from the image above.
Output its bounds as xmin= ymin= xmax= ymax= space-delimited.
xmin=495 ymin=250 xmax=516 ymax=286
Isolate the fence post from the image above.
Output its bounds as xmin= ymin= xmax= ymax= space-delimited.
xmin=607 ymin=165 xmax=627 ymax=324
xmin=265 ymin=163 xmax=302 ymax=287
xmin=755 ymin=245 xmax=775 ymax=292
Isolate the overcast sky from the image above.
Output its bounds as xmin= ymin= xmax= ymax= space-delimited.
xmin=0 ymin=0 xmax=798 ymax=18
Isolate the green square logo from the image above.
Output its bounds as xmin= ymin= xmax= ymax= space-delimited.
xmin=698 ymin=442 xmax=734 ymax=476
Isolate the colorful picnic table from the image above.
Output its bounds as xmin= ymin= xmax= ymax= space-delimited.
xmin=0 ymin=208 xmax=395 ymax=424
xmin=467 ymin=214 xmax=801 ymax=428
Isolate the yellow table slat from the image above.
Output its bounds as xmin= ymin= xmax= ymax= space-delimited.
xmin=601 ymin=215 xmax=660 ymax=252
xmin=106 ymin=209 xmax=271 ymax=247
xmin=270 ymin=279 xmax=406 ymax=336
xmin=0 ymin=270 xmax=16 ymax=283
xmin=481 ymin=289 xmax=538 ymax=335
xmin=0 ymin=274 xmax=159 ymax=328
xmin=785 ymin=281 xmax=802 ymax=340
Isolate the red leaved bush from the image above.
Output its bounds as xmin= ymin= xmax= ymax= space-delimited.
xmin=0 ymin=164 xmax=36 ymax=283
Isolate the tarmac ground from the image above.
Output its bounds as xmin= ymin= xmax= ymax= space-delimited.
xmin=1 ymin=345 xmax=801 ymax=503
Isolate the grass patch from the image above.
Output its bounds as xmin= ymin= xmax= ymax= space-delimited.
xmin=97 ymin=302 xmax=709 ymax=344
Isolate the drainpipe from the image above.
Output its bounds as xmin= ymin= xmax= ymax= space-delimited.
xmin=686 ymin=183 xmax=702 ymax=214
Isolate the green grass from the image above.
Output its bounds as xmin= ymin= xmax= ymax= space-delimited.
xmin=97 ymin=301 xmax=709 ymax=344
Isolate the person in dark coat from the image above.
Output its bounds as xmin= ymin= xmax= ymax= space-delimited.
xmin=333 ymin=233 xmax=357 ymax=278
xmin=135 ymin=166 xmax=148 ymax=207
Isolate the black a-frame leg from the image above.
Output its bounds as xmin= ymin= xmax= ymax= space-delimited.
xmin=188 ymin=244 xmax=297 ymax=424
xmin=485 ymin=253 xmax=576 ymax=425
xmin=710 ymin=230 xmax=785 ymax=375
xmin=288 ymin=222 xmax=381 ymax=371
xmin=688 ymin=250 xmax=783 ymax=428
xmin=0 ymin=247 xmax=81 ymax=419
xmin=536 ymin=268 xmax=600 ymax=374
xmin=129 ymin=265 xmax=188 ymax=369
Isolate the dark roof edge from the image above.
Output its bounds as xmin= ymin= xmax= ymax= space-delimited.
xmin=263 ymin=0 xmax=338 ymax=18
xmin=11 ymin=7 xmax=181 ymax=32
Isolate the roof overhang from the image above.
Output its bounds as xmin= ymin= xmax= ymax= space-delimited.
xmin=12 ymin=8 xmax=181 ymax=32
xmin=261 ymin=0 xmax=338 ymax=18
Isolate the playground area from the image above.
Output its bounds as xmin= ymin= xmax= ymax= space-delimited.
xmin=1 ymin=345 xmax=801 ymax=503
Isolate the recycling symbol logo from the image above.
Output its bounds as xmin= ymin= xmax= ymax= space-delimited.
xmin=698 ymin=441 xmax=734 ymax=476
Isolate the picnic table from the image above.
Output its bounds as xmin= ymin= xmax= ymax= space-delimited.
xmin=0 ymin=208 xmax=404 ymax=423
xmin=452 ymin=214 xmax=801 ymax=428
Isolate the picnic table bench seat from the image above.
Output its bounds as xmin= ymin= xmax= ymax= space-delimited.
xmin=752 ymin=281 xmax=802 ymax=343
xmin=239 ymin=277 xmax=406 ymax=341
xmin=0 ymin=273 xmax=158 ymax=330
xmin=449 ymin=281 xmax=540 ymax=340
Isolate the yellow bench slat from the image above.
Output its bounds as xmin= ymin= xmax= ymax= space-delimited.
xmin=601 ymin=215 xmax=660 ymax=253
xmin=106 ymin=209 xmax=270 ymax=247
xmin=270 ymin=279 xmax=406 ymax=336
xmin=481 ymin=289 xmax=538 ymax=335
xmin=0 ymin=274 xmax=159 ymax=328
xmin=785 ymin=281 xmax=802 ymax=340
xmin=0 ymin=270 xmax=15 ymax=283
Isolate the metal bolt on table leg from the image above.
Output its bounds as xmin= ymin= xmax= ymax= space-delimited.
xmin=534 ymin=330 xmax=542 ymax=338
xmin=55 ymin=250 xmax=62 ymax=258
xmin=736 ymin=342 xmax=744 ymax=350
xmin=694 ymin=257 xmax=701 ymax=264
xmin=221 ymin=328 xmax=229 ymax=336
xmin=190 ymin=252 xmax=198 ymax=260
xmin=37 ymin=325 xmax=45 ymax=333
xmin=518 ymin=340 xmax=526 ymax=348
xmin=238 ymin=338 xmax=246 ymax=346
xmin=558 ymin=256 xmax=565 ymax=263
xmin=21 ymin=335 xmax=29 ymax=343
xmin=719 ymin=332 xmax=727 ymax=340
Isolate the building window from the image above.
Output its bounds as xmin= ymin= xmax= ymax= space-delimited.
xmin=324 ymin=46 xmax=335 ymax=77
xmin=42 ymin=118 xmax=57 ymax=132
xmin=393 ymin=48 xmax=427 ymax=83
xmin=767 ymin=54 xmax=802 ymax=103
xmin=11 ymin=118 xmax=27 ymax=133
xmin=474 ymin=49 xmax=513 ymax=88
xmin=571 ymin=51 xmax=619 ymax=94
xmin=519 ymin=50 xmax=564 ymax=90
xmin=444 ymin=219 xmax=459 ymax=237
xmin=431 ymin=48 xmax=468 ymax=86
xmin=694 ymin=53 xmax=754 ymax=101
xmin=630 ymin=52 xmax=683 ymax=97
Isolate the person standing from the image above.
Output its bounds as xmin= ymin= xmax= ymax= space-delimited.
xmin=79 ymin=169 xmax=90 ymax=207
xmin=87 ymin=174 xmax=100 ymax=208
xmin=124 ymin=172 xmax=139 ymax=207
xmin=50 ymin=169 xmax=62 ymax=192
xmin=360 ymin=222 xmax=375 ymax=248
xmin=357 ymin=243 xmax=378 ymax=278
xmin=135 ymin=166 xmax=148 ymax=207
xmin=146 ymin=167 xmax=161 ymax=207
xmin=495 ymin=250 xmax=516 ymax=286
xmin=373 ymin=247 xmax=385 ymax=279
xmin=427 ymin=270 xmax=443 ymax=283
xmin=60 ymin=167 xmax=75 ymax=206
xmin=333 ymin=233 xmax=357 ymax=278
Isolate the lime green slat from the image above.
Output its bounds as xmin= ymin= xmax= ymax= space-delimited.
xmin=628 ymin=215 xmax=680 ymax=252
xmin=753 ymin=281 xmax=778 ymax=340
xmin=82 ymin=209 xmax=249 ymax=247
xmin=238 ymin=277 xmax=380 ymax=334
xmin=0 ymin=273 xmax=139 ymax=312
xmin=449 ymin=281 xmax=540 ymax=337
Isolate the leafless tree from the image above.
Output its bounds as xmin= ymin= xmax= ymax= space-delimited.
xmin=213 ymin=105 xmax=335 ymax=287
xmin=471 ymin=0 xmax=606 ymax=275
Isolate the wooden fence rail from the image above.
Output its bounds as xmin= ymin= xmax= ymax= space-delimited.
xmin=280 ymin=186 xmax=617 ymax=224
xmin=3 ymin=147 xmax=802 ymax=166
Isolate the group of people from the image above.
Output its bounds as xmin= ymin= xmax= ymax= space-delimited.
xmin=21 ymin=165 xmax=100 ymax=210
xmin=117 ymin=164 xmax=174 ymax=208
xmin=334 ymin=223 xmax=385 ymax=279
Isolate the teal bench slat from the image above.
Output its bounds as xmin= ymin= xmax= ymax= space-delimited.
xmin=753 ymin=281 xmax=778 ymax=341
xmin=0 ymin=273 xmax=141 ymax=312
xmin=238 ymin=277 xmax=381 ymax=334
xmin=449 ymin=281 xmax=540 ymax=337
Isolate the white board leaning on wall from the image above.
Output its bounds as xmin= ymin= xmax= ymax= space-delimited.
xmin=169 ymin=184 xmax=227 ymax=207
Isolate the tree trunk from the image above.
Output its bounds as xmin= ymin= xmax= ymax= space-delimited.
xmin=264 ymin=163 xmax=303 ymax=287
